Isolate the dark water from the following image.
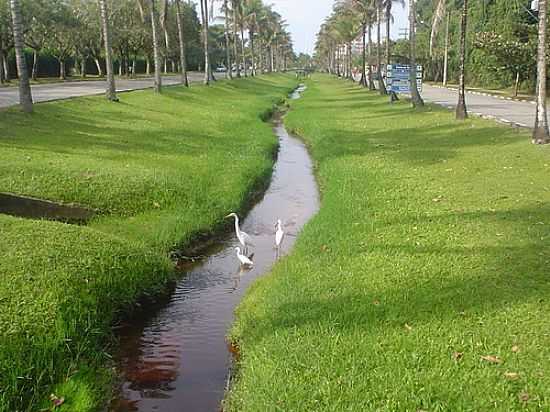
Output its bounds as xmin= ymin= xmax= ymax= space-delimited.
xmin=110 ymin=86 xmax=318 ymax=412
xmin=0 ymin=192 xmax=95 ymax=224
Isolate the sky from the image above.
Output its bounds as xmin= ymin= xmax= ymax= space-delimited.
xmin=212 ymin=1 xmax=410 ymax=56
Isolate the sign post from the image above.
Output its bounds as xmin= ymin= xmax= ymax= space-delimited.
xmin=386 ymin=64 xmax=423 ymax=97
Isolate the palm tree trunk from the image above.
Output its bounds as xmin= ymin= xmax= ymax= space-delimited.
xmin=2 ymin=52 xmax=10 ymax=82
xmin=533 ymin=0 xmax=549 ymax=144
xmin=385 ymin=1 xmax=391 ymax=66
xmin=249 ymin=30 xmax=256 ymax=76
xmin=150 ymin=0 xmax=162 ymax=92
xmin=10 ymin=0 xmax=33 ymax=112
xmin=360 ymin=22 xmax=367 ymax=86
xmin=99 ymin=0 xmax=117 ymax=101
xmin=0 ymin=51 xmax=4 ymax=84
xmin=336 ymin=47 xmax=341 ymax=77
xmin=443 ymin=11 xmax=450 ymax=86
xmin=240 ymin=25 xmax=247 ymax=76
xmin=233 ymin=1 xmax=241 ymax=78
xmin=31 ymin=49 xmax=39 ymax=80
xmin=456 ymin=0 xmax=468 ymax=119
xmin=409 ymin=0 xmax=424 ymax=107
xmin=94 ymin=58 xmax=103 ymax=76
xmin=59 ymin=59 xmax=66 ymax=80
xmin=81 ymin=57 xmax=87 ymax=78
xmin=377 ymin=5 xmax=387 ymax=94
xmin=200 ymin=0 xmax=211 ymax=85
xmin=367 ymin=24 xmax=375 ymax=90
xmin=224 ymin=0 xmax=232 ymax=79
xmin=348 ymin=42 xmax=353 ymax=80
xmin=175 ymin=0 xmax=189 ymax=86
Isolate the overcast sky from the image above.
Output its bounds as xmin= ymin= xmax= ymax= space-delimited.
xmin=211 ymin=0 xmax=410 ymax=55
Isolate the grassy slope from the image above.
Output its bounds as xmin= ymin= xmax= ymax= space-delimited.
xmin=228 ymin=75 xmax=550 ymax=411
xmin=0 ymin=74 xmax=296 ymax=412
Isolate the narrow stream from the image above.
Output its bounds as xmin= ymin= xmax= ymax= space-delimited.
xmin=110 ymin=85 xmax=318 ymax=412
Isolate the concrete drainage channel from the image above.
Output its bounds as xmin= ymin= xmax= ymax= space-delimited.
xmin=0 ymin=192 xmax=96 ymax=224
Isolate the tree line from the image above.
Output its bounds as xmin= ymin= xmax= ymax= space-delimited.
xmin=315 ymin=0 xmax=549 ymax=144
xmin=4 ymin=0 xmax=295 ymax=111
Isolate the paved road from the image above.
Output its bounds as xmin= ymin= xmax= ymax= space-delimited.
xmin=422 ymin=84 xmax=537 ymax=128
xmin=0 ymin=72 xmax=204 ymax=108
xmin=354 ymin=75 xmax=538 ymax=128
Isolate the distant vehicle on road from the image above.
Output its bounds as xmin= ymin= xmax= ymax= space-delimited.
xmin=215 ymin=66 xmax=227 ymax=73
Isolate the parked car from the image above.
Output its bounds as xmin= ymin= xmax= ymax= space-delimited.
xmin=215 ymin=66 xmax=227 ymax=73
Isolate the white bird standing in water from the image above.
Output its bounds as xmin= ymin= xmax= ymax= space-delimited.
xmin=226 ymin=212 xmax=254 ymax=252
xmin=275 ymin=219 xmax=285 ymax=249
xmin=235 ymin=247 xmax=254 ymax=267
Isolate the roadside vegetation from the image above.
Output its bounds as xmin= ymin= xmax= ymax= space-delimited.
xmin=0 ymin=73 xmax=296 ymax=412
xmin=228 ymin=74 xmax=550 ymax=411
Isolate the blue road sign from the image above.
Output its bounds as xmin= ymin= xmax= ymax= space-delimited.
xmin=386 ymin=64 xmax=423 ymax=94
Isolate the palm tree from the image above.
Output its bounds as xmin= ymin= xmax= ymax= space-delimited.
xmin=99 ymin=0 xmax=117 ymax=101
xmin=455 ymin=0 xmax=468 ymax=120
xmin=199 ymin=0 xmax=211 ymax=84
xmin=408 ymin=0 xmax=423 ymax=107
xmin=243 ymin=0 xmax=263 ymax=76
xmin=430 ymin=1 xmax=451 ymax=87
xmin=150 ymin=0 xmax=162 ymax=92
xmin=375 ymin=0 xmax=386 ymax=94
xmin=175 ymin=0 xmax=189 ymax=86
xmin=137 ymin=0 xmax=163 ymax=92
xmin=350 ymin=0 xmax=373 ymax=87
xmin=533 ymin=0 xmax=549 ymax=144
xmin=232 ymin=0 xmax=241 ymax=77
xmin=367 ymin=14 xmax=375 ymax=89
xmin=223 ymin=0 xmax=232 ymax=79
xmin=9 ymin=0 xmax=32 ymax=112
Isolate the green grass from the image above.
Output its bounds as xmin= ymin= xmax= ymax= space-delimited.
xmin=0 ymin=73 xmax=297 ymax=412
xmin=227 ymin=74 xmax=550 ymax=411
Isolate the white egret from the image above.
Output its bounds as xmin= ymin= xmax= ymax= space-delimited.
xmin=226 ymin=212 xmax=254 ymax=252
xmin=275 ymin=219 xmax=285 ymax=249
xmin=235 ymin=247 xmax=254 ymax=267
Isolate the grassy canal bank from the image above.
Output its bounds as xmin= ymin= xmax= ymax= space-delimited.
xmin=228 ymin=75 xmax=550 ymax=411
xmin=0 ymin=74 xmax=297 ymax=411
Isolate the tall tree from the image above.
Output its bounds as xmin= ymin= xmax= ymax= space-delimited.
xmin=533 ymin=0 xmax=549 ymax=144
xmin=376 ymin=0 xmax=386 ymax=94
xmin=150 ymin=0 xmax=162 ymax=92
xmin=232 ymin=0 xmax=241 ymax=77
xmin=99 ymin=0 xmax=118 ymax=101
xmin=9 ymin=0 xmax=33 ymax=112
xmin=455 ymin=0 xmax=468 ymax=120
xmin=408 ymin=0 xmax=423 ymax=107
xmin=199 ymin=0 xmax=212 ymax=84
xmin=175 ymin=0 xmax=189 ymax=86
xmin=223 ymin=0 xmax=232 ymax=79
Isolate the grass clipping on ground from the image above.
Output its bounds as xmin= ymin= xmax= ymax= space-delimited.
xmin=0 ymin=74 xmax=297 ymax=412
xmin=227 ymin=75 xmax=550 ymax=411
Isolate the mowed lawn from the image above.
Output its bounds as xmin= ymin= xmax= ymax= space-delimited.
xmin=0 ymin=74 xmax=296 ymax=412
xmin=228 ymin=75 xmax=550 ymax=411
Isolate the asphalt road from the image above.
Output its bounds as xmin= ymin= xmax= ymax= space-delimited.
xmin=421 ymin=84 xmax=537 ymax=128
xmin=0 ymin=72 xmax=204 ymax=108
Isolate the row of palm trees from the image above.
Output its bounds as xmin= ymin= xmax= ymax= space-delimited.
xmin=315 ymin=0 xmax=549 ymax=144
xmin=8 ymin=0 xmax=293 ymax=113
